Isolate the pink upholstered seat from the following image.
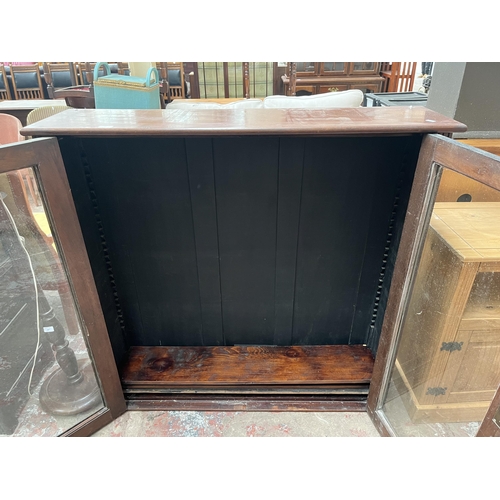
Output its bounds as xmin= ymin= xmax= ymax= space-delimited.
xmin=0 ymin=113 xmax=24 ymax=145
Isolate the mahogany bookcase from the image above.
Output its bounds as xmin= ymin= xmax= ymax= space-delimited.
xmin=19 ymin=106 xmax=500 ymax=435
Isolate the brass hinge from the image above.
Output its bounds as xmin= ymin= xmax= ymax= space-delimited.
xmin=426 ymin=387 xmax=447 ymax=396
xmin=440 ymin=342 xmax=464 ymax=352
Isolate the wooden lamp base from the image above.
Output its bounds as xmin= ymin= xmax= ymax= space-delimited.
xmin=39 ymin=359 xmax=101 ymax=416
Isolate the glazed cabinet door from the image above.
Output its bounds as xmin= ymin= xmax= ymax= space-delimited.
xmin=294 ymin=62 xmax=319 ymax=76
xmin=368 ymin=133 xmax=500 ymax=437
xmin=349 ymin=62 xmax=381 ymax=75
xmin=319 ymin=62 xmax=349 ymax=75
xmin=0 ymin=138 xmax=126 ymax=437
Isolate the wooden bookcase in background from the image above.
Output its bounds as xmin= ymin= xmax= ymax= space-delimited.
xmin=282 ymin=62 xmax=385 ymax=96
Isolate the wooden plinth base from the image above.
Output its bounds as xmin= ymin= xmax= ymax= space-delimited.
xmin=120 ymin=345 xmax=374 ymax=411
xmin=126 ymin=394 xmax=368 ymax=412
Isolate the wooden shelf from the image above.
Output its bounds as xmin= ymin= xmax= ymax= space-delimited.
xmin=460 ymin=305 xmax=500 ymax=330
xmin=121 ymin=345 xmax=375 ymax=390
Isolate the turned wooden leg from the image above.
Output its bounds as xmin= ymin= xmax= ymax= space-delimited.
xmin=38 ymin=287 xmax=102 ymax=416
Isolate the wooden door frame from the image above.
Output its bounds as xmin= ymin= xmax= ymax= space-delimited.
xmin=477 ymin=383 xmax=500 ymax=436
xmin=367 ymin=134 xmax=500 ymax=436
xmin=0 ymin=138 xmax=126 ymax=437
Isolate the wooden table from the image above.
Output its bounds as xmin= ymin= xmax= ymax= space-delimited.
xmin=0 ymin=99 xmax=67 ymax=125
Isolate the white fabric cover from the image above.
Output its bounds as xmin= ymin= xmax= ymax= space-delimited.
xmin=167 ymin=98 xmax=264 ymax=109
xmin=167 ymin=90 xmax=363 ymax=110
xmin=263 ymin=89 xmax=363 ymax=109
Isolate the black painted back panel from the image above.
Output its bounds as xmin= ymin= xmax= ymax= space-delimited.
xmin=59 ymin=135 xmax=420 ymax=349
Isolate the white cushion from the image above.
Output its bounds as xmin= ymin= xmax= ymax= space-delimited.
xmin=263 ymin=90 xmax=363 ymax=109
xmin=168 ymin=99 xmax=264 ymax=110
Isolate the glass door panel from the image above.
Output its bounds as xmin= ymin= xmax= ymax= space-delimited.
xmin=295 ymin=62 xmax=317 ymax=75
xmin=320 ymin=62 xmax=347 ymax=75
xmin=380 ymin=167 xmax=500 ymax=436
xmin=351 ymin=62 xmax=378 ymax=74
xmin=0 ymin=168 xmax=105 ymax=436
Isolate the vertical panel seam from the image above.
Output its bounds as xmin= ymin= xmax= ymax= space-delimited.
xmin=212 ymin=139 xmax=226 ymax=345
xmin=290 ymin=139 xmax=306 ymax=345
xmin=185 ymin=138 xmax=205 ymax=346
xmin=273 ymin=138 xmax=280 ymax=344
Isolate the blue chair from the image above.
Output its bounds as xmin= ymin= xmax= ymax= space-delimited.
xmin=42 ymin=63 xmax=78 ymax=98
xmin=10 ymin=64 xmax=44 ymax=99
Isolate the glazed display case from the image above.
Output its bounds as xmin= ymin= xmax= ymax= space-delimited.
xmin=7 ymin=106 xmax=499 ymax=436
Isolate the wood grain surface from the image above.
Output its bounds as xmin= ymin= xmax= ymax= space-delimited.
xmin=21 ymin=107 xmax=466 ymax=138
xmin=431 ymin=202 xmax=500 ymax=262
xmin=125 ymin=395 xmax=368 ymax=412
xmin=121 ymin=345 xmax=375 ymax=387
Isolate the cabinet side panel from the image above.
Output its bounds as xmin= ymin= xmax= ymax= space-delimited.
xmin=356 ymin=135 xmax=422 ymax=351
xmin=57 ymin=137 xmax=128 ymax=366
xmin=396 ymin=228 xmax=463 ymax=397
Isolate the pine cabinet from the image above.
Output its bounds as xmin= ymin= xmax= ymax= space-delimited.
xmin=394 ymin=203 xmax=500 ymax=422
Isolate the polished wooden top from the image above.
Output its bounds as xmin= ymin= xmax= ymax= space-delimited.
xmin=431 ymin=202 xmax=500 ymax=262
xmin=21 ymin=106 xmax=466 ymax=138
